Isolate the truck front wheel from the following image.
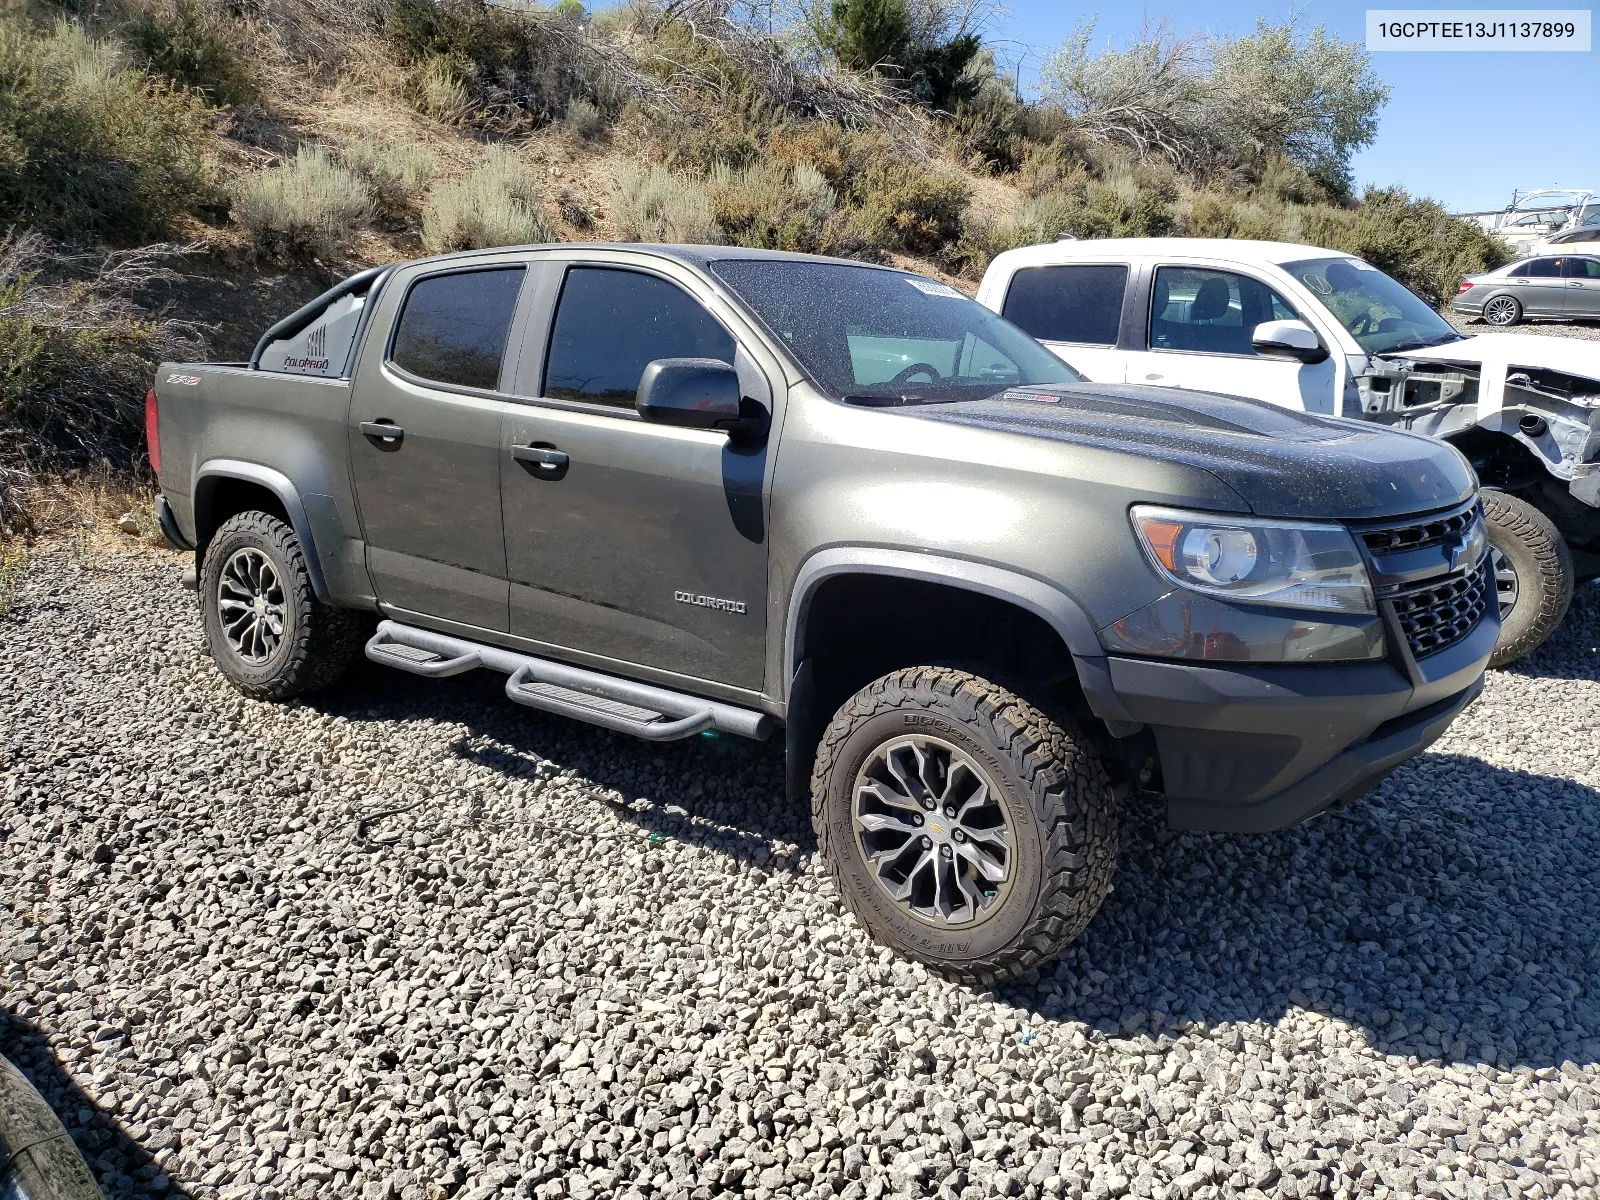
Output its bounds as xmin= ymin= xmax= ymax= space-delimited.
xmin=1483 ymin=489 xmax=1572 ymax=668
xmin=810 ymin=666 xmax=1117 ymax=985
xmin=200 ymin=511 xmax=364 ymax=700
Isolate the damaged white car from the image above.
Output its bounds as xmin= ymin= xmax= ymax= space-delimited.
xmin=978 ymin=238 xmax=1600 ymax=665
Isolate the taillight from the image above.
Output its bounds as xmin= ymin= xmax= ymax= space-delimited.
xmin=145 ymin=388 xmax=161 ymax=474
xmin=1457 ymin=280 xmax=1475 ymax=294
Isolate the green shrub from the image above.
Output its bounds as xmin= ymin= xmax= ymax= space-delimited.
xmin=410 ymin=53 xmax=473 ymax=125
xmin=0 ymin=18 xmax=213 ymax=242
xmin=844 ymin=154 xmax=969 ymax=256
xmin=559 ymin=97 xmax=605 ymax=142
xmin=708 ymin=161 xmax=837 ymax=252
xmin=341 ymin=133 xmax=438 ymax=195
xmin=612 ymin=163 xmax=720 ymax=245
xmin=121 ymin=0 xmax=255 ymax=107
xmin=422 ymin=146 xmax=553 ymax=252
xmin=234 ymin=145 xmax=374 ymax=260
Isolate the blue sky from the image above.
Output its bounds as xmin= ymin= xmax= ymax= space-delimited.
xmin=981 ymin=1 xmax=1599 ymax=213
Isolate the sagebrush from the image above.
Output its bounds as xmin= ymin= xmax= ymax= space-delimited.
xmin=422 ymin=147 xmax=552 ymax=252
xmin=234 ymin=146 xmax=374 ymax=260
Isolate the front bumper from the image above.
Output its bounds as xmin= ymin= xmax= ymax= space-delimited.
xmin=1107 ymin=600 xmax=1496 ymax=832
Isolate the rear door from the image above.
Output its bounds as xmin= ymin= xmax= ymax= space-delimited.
xmin=995 ymin=262 xmax=1132 ymax=382
xmin=497 ymin=256 xmax=777 ymax=693
xmin=349 ymin=262 xmax=528 ymax=631
xmin=1124 ymin=263 xmax=1339 ymax=413
xmin=1512 ymin=257 xmax=1569 ymax=316
xmin=1563 ymin=255 xmax=1600 ymax=318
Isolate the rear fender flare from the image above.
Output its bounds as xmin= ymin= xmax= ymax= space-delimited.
xmin=193 ymin=460 xmax=332 ymax=604
xmin=783 ymin=546 xmax=1134 ymax=723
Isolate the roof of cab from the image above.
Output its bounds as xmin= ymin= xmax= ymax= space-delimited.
xmin=392 ymin=243 xmax=913 ymax=274
xmin=986 ymin=237 xmax=1348 ymax=274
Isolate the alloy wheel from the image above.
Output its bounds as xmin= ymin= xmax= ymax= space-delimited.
xmin=852 ymin=735 xmax=1014 ymax=926
xmin=217 ymin=547 xmax=287 ymax=663
xmin=1490 ymin=545 xmax=1520 ymax=618
xmin=1484 ymin=297 xmax=1518 ymax=325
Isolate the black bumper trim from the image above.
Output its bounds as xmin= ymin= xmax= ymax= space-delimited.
xmin=155 ymin=494 xmax=194 ymax=552
xmin=1166 ymin=676 xmax=1482 ymax=833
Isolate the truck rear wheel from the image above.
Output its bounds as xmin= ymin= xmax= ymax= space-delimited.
xmin=810 ymin=666 xmax=1117 ymax=985
xmin=200 ymin=511 xmax=364 ymax=700
xmin=1483 ymin=489 xmax=1572 ymax=668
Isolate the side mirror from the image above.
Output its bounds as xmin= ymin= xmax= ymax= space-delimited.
xmin=636 ymin=358 xmax=765 ymax=439
xmin=1251 ymin=319 xmax=1329 ymax=364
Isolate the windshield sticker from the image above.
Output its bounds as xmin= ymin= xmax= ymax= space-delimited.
xmin=1300 ymin=273 xmax=1333 ymax=294
xmin=1347 ymin=259 xmax=1380 ymax=271
xmin=904 ymin=277 xmax=965 ymax=299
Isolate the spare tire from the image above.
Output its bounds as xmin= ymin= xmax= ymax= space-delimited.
xmin=1 ymin=1054 xmax=101 ymax=1200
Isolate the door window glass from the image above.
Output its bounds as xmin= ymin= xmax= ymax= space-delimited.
xmin=1524 ymin=258 xmax=1563 ymax=278
xmin=390 ymin=267 xmax=525 ymax=391
xmin=1001 ymin=264 xmax=1129 ymax=345
xmin=1564 ymin=258 xmax=1600 ymax=278
xmin=1149 ymin=267 xmax=1299 ymax=355
xmin=544 ymin=267 xmax=734 ymax=407
xmin=1507 ymin=262 xmax=1531 ymax=277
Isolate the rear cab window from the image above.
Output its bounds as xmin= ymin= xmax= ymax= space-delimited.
xmin=1000 ymin=264 xmax=1129 ymax=346
xmin=389 ymin=267 xmax=526 ymax=391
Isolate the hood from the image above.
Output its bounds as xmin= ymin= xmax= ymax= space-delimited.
xmin=902 ymin=383 xmax=1475 ymax=521
xmin=1381 ymin=332 xmax=1600 ymax=382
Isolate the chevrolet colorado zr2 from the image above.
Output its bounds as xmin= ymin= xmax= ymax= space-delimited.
xmin=148 ymin=245 xmax=1496 ymax=982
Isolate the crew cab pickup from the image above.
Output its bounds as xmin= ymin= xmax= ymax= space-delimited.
xmin=978 ymin=237 xmax=1600 ymax=667
xmin=149 ymin=245 xmax=1496 ymax=982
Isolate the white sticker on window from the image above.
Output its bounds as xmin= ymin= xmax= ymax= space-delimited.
xmin=1346 ymin=259 xmax=1381 ymax=271
xmin=904 ymin=277 xmax=965 ymax=298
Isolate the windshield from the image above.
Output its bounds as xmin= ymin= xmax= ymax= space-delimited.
xmin=709 ymin=260 xmax=1080 ymax=404
xmin=1284 ymin=256 xmax=1461 ymax=355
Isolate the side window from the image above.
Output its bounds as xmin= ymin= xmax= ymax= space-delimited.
xmin=544 ymin=267 xmax=735 ymax=407
xmin=1565 ymin=257 xmax=1600 ymax=278
xmin=1000 ymin=264 xmax=1128 ymax=345
xmin=390 ymin=267 xmax=525 ymax=391
xmin=1524 ymin=258 xmax=1562 ymax=278
xmin=1507 ymin=262 xmax=1531 ymax=278
xmin=1149 ymin=267 xmax=1298 ymax=356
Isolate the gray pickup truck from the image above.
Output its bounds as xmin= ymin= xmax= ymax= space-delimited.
xmin=149 ymin=245 xmax=1496 ymax=982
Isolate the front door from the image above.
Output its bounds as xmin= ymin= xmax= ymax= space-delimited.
xmin=1124 ymin=264 xmax=1339 ymax=414
xmin=349 ymin=265 xmax=526 ymax=631
xmin=500 ymin=263 xmax=772 ymax=691
xmin=1564 ymin=255 xmax=1600 ymax=318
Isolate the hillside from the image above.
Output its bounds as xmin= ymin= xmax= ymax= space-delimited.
xmin=0 ymin=0 xmax=1509 ymax=536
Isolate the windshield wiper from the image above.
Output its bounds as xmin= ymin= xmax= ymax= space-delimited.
xmin=841 ymin=393 xmax=967 ymax=408
xmin=1383 ymin=332 xmax=1466 ymax=353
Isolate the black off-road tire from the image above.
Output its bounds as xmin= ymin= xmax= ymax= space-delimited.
xmin=200 ymin=511 xmax=364 ymax=700
xmin=1483 ymin=489 xmax=1572 ymax=668
xmin=810 ymin=666 xmax=1117 ymax=985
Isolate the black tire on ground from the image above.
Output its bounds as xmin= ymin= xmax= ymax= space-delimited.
xmin=810 ymin=666 xmax=1117 ymax=985
xmin=1482 ymin=294 xmax=1522 ymax=326
xmin=200 ymin=511 xmax=365 ymax=700
xmin=1483 ymin=489 xmax=1572 ymax=668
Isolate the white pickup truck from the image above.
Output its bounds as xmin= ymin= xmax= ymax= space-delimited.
xmin=978 ymin=237 xmax=1600 ymax=666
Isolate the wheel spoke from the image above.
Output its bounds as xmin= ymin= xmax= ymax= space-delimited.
xmin=856 ymin=809 xmax=920 ymax=835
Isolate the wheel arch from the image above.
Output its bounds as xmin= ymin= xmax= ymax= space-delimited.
xmin=193 ymin=460 xmax=332 ymax=604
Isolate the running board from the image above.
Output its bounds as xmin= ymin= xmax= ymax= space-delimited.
xmin=364 ymin=620 xmax=772 ymax=742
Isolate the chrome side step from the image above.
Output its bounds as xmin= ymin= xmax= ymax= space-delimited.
xmin=364 ymin=620 xmax=772 ymax=742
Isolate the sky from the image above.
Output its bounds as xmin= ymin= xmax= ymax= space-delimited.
xmin=981 ymin=0 xmax=1600 ymax=213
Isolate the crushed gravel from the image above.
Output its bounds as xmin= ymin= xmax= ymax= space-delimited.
xmin=3 ymin=543 xmax=1599 ymax=1200
xmin=1447 ymin=312 xmax=1600 ymax=342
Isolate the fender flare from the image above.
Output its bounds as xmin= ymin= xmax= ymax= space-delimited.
xmin=193 ymin=460 xmax=332 ymax=604
xmin=783 ymin=546 xmax=1135 ymax=724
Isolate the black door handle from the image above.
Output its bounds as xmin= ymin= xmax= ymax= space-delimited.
xmin=511 ymin=444 xmax=569 ymax=470
xmin=361 ymin=421 xmax=404 ymax=447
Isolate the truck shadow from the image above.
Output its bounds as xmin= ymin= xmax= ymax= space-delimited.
xmin=995 ymin=755 xmax=1600 ymax=1071
xmin=0 ymin=1010 xmax=189 ymax=1198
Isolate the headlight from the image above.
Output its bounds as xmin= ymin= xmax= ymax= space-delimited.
xmin=1130 ymin=506 xmax=1376 ymax=615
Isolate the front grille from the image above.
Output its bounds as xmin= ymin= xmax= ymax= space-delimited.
xmin=1391 ymin=562 xmax=1491 ymax=659
xmin=1358 ymin=500 xmax=1480 ymax=555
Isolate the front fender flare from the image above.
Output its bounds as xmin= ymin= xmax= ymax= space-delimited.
xmin=193 ymin=459 xmax=332 ymax=604
xmin=783 ymin=546 xmax=1135 ymax=724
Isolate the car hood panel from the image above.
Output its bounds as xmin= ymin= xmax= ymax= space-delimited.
xmin=1382 ymin=333 xmax=1600 ymax=382
xmin=904 ymin=382 xmax=1476 ymax=520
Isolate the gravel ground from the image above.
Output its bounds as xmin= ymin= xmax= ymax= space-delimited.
xmin=1447 ymin=312 xmax=1600 ymax=342
xmin=3 ymin=542 xmax=1599 ymax=1200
